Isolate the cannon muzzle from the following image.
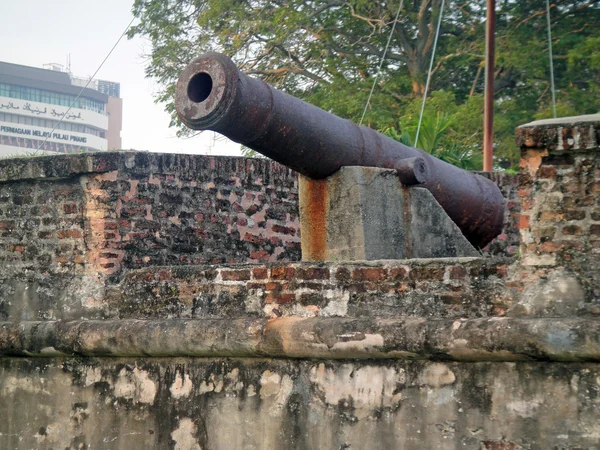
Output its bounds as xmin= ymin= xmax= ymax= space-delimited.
xmin=175 ymin=52 xmax=504 ymax=248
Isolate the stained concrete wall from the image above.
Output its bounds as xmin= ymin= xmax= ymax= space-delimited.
xmin=1 ymin=115 xmax=600 ymax=449
xmin=2 ymin=358 xmax=599 ymax=450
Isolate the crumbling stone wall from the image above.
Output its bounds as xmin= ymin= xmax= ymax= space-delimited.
xmin=1 ymin=115 xmax=600 ymax=450
xmin=515 ymin=115 xmax=600 ymax=315
xmin=0 ymin=152 xmax=300 ymax=278
xmin=0 ymin=153 xmax=518 ymax=282
xmin=114 ymin=259 xmax=510 ymax=321
xmin=2 ymin=357 xmax=599 ymax=450
xmin=0 ymin=153 xmax=300 ymax=320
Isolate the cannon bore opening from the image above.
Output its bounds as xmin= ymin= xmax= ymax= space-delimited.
xmin=188 ymin=72 xmax=213 ymax=103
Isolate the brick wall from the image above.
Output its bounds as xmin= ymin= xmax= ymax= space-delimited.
xmin=110 ymin=259 xmax=510 ymax=321
xmin=0 ymin=152 xmax=301 ymax=282
xmin=0 ymin=179 xmax=86 ymax=275
xmin=0 ymin=152 xmax=519 ymax=285
xmin=0 ymin=152 xmax=522 ymax=320
xmin=80 ymin=153 xmax=300 ymax=278
xmin=2 ymin=118 xmax=600 ymax=450
xmin=0 ymin=153 xmax=302 ymax=320
xmin=516 ymin=115 xmax=600 ymax=303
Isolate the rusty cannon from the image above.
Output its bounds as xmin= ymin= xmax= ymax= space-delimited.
xmin=175 ymin=52 xmax=504 ymax=248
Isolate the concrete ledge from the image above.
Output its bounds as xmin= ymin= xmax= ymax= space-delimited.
xmin=0 ymin=152 xmax=119 ymax=182
xmin=0 ymin=151 xmax=294 ymax=183
xmin=299 ymin=167 xmax=479 ymax=261
xmin=1 ymin=317 xmax=599 ymax=362
xmin=516 ymin=114 xmax=600 ymax=152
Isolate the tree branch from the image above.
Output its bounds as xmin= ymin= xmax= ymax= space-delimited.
xmin=246 ymin=67 xmax=330 ymax=85
xmin=344 ymin=2 xmax=385 ymax=30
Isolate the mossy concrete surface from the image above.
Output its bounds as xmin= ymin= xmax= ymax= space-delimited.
xmin=1 ymin=358 xmax=599 ymax=449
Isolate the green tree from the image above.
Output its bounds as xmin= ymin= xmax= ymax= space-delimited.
xmin=129 ymin=0 xmax=600 ymax=169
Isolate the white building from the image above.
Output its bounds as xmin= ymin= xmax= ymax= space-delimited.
xmin=0 ymin=61 xmax=122 ymax=157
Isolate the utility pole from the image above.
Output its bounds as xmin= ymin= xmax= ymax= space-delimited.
xmin=483 ymin=0 xmax=496 ymax=172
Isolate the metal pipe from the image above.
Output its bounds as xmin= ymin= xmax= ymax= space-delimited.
xmin=175 ymin=52 xmax=504 ymax=248
xmin=483 ymin=0 xmax=496 ymax=172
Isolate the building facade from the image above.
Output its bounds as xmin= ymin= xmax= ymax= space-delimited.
xmin=0 ymin=61 xmax=122 ymax=157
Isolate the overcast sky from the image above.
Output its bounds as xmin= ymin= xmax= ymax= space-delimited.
xmin=0 ymin=0 xmax=241 ymax=156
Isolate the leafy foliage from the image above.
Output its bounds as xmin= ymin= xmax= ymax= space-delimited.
xmin=129 ymin=0 xmax=600 ymax=169
xmin=382 ymin=104 xmax=482 ymax=170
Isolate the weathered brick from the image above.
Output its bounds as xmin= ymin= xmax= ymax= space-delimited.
xmin=250 ymin=250 xmax=270 ymax=260
xmin=265 ymin=208 xmax=287 ymax=221
xmin=203 ymin=269 xmax=218 ymax=281
xmin=271 ymin=224 xmax=296 ymax=235
xmin=299 ymin=292 xmax=328 ymax=307
xmin=220 ymin=269 xmax=251 ymax=281
xmin=409 ymin=267 xmax=445 ymax=281
xmin=335 ymin=267 xmax=351 ymax=281
xmin=388 ymin=267 xmax=408 ymax=280
xmin=538 ymin=165 xmax=557 ymax=178
xmin=578 ymin=196 xmax=595 ymax=206
xmin=57 ymin=229 xmax=83 ymax=239
xmin=440 ymin=292 xmax=462 ymax=305
xmin=531 ymin=226 xmax=556 ymax=240
xmin=265 ymin=282 xmax=282 ymax=291
xmin=252 ymin=267 xmax=268 ymax=280
xmin=12 ymin=195 xmax=34 ymax=205
xmin=243 ymin=233 xmax=267 ymax=245
xmin=564 ymin=209 xmax=586 ymax=221
xmin=63 ymin=203 xmax=79 ymax=215
xmin=538 ymin=241 xmax=562 ymax=253
xmin=562 ymin=224 xmax=583 ymax=235
xmin=560 ymin=240 xmax=584 ymax=250
xmin=352 ymin=268 xmax=387 ymax=281
xmin=99 ymin=252 xmax=121 ymax=259
xmin=449 ymin=266 xmax=469 ymax=281
xmin=296 ymin=267 xmax=329 ymax=280
xmin=519 ymin=214 xmax=530 ymax=229
xmin=539 ymin=211 xmax=564 ymax=222
xmin=270 ymin=267 xmax=296 ymax=280
xmin=265 ymin=292 xmax=295 ymax=305
xmin=496 ymin=265 xmax=507 ymax=278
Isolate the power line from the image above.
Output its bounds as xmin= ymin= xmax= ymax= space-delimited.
xmin=359 ymin=0 xmax=405 ymax=126
xmin=415 ymin=0 xmax=446 ymax=147
xmin=546 ymin=0 xmax=557 ymax=118
xmin=34 ymin=15 xmax=136 ymax=154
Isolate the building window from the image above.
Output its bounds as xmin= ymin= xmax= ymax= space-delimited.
xmin=0 ymin=112 xmax=104 ymax=137
xmin=0 ymin=82 xmax=105 ymax=114
xmin=0 ymin=134 xmax=94 ymax=153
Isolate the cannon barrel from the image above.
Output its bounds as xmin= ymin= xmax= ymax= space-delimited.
xmin=175 ymin=52 xmax=504 ymax=248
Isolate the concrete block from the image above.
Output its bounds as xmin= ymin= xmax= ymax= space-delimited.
xmin=300 ymin=166 xmax=478 ymax=261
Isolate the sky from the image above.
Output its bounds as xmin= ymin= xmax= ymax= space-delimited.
xmin=0 ymin=0 xmax=241 ymax=156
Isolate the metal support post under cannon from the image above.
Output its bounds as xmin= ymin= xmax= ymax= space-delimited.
xmin=174 ymin=52 xmax=505 ymax=259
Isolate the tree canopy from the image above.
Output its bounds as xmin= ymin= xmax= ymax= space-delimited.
xmin=129 ymin=0 xmax=600 ymax=169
